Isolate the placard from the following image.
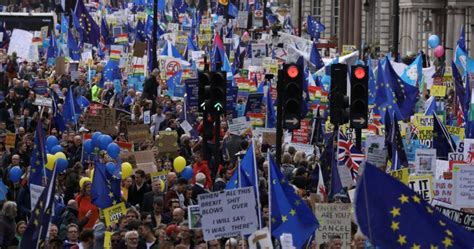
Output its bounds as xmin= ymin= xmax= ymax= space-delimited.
xmin=237 ymin=11 xmax=249 ymax=29
xmin=389 ymin=168 xmax=409 ymax=185
xmin=431 ymin=85 xmax=447 ymax=97
xmin=8 ymin=29 xmax=33 ymax=59
xmin=55 ymin=57 xmax=66 ymax=76
xmin=434 ymin=205 xmax=474 ymax=231
xmin=287 ymin=143 xmax=314 ymax=156
xmin=127 ymin=124 xmax=150 ymax=143
xmin=228 ymin=117 xmax=252 ymax=136
xmin=102 ymin=202 xmax=127 ymax=227
xmin=33 ymin=95 xmax=52 ymax=107
xmin=150 ymin=170 xmax=169 ymax=182
xmin=408 ymin=175 xmax=433 ymax=202
xmin=314 ymin=203 xmax=352 ymax=248
xmin=85 ymin=108 xmax=117 ymax=135
xmin=5 ymin=133 xmax=16 ymax=149
xmin=30 ymin=184 xmax=45 ymax=211
xmin=134 ymin=150 xmax=157 ymax=175
xmin=156 ymin=131 xmax=178 ymax=157
xmin=415 ymin=149 xmax=436 ymax=175
xmin=262 ymin=131 xmax=276 ymax=146
xmin=433 ymin=179 xmax=453 ymax=204
xmin=452 ymin=165 xmax=474 ymax=208
xmin=188 ymin=205 xmax=202 ymax=229
xmin=198 ymin=187 xmax=258 ymax=241
xmin=366 ymin=147 xmax=386 ymax=168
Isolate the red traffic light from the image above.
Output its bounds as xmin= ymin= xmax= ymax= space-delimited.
xmin=354 ymin=67 xmax=366 ymax=80
xmin=287 ymin=65 xmax=299 ymax=78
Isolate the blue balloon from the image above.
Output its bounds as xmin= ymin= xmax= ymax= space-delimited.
xmin=180 ymin=166 xmax=193 ymax=180
xmin=55 ymin=158 xmax=68 ymax=173
xmin=84 ymin=139 xmax=93 ymax=154
xmin=91 ymin=132 xmax=102 ymax=148
xmin=46 ymin=136 xmax=59 ymax=151
xmin=106 ymin=162 xmax=116 ymax=175
xmin=428 ymin=35 xmax=440 ymax=48
xmin=8 ymin=166 xmax=22 ymax=183
xmin=50 ymin=145 xmax=64 ymax=154
xmin=99 ymin=135 xmax=113 ymax=150
xmin=107 ymin=143 xmax=121 ymax=159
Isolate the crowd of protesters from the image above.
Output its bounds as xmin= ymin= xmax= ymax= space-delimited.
xmin=0 ymin=50 xmax=371 ymax=249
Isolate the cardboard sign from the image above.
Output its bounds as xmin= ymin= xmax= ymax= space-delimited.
xmin=102 ymin=202 xmax=127 ymax=227
xmin=262 ymin=131 xmax=276 ymax=146
xmin=134 ymin=150 xmax=157 ymax=175
xmin=85 ymin=108 xmax=117 ymax=135
xmin=408 ymin=175 xmax=433 ymax=202
xmin=198 ymin=187 xmax=258 ymax=241
xmin=389 ymin=168 xmax=409 ymax=185
xmin=249 ymin=228 xmax=273 ymax=249
xmin=30 ymin=184 xmax=45 ymax=211
xmin=127 ymin=124 xmax=150 ymax=143
xmin=453 ymin=165 xmax=474 ymax=208
xmin=133 ymin=42 xmax=146 ymax=58
xmin=188 ymin=205 xmax=202 ymax=229
xmin=55 ymin=57 xmax=66 ymax=75
xmin=314 ymin=203 xmax=352 ymax=248
xmin=157 ymin=131 xmax=178 ymax=157
xmin=5 ymin=133 xmax=16 ymax=149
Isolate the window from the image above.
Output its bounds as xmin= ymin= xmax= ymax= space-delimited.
xmin=333 ymin=0 xmax=339 ymax=36
xmin=312 ymin=0 xmax=322 ymax=18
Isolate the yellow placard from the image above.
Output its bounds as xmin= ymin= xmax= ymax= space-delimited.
xmin=430 ymin=85 xmax=447 ymax=97
xmin=446 ymin=126 xmax=465 ymax=140
xmin=102 ymin=202 xmax=127 ymax=227
xmin=150 ymin=170 xmax=170 ymax=182
xmin=5 ymin=133 xmax=15 ymax=149
xmin=104 ymin=231 xmax=113 ymax=249
xmin=389 ymin=168 xmax=409 ymax=185
xmin=342 ymin=45 xmax=357 ymax=56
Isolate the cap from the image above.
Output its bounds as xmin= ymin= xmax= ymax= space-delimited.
xmin=166 ymin=224 xmax=180 ymax=236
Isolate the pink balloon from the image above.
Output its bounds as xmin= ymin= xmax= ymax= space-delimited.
xmin=434 ymin=45 xmax=445 ymax=58
xmin=242 ymin=32 xmax=250 ymax=42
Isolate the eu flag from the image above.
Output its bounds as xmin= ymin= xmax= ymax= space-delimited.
xmin=307 ymin=15 xmax=325 ymax=40
xmin=62 ymin=87 xmax=82 ymax=125
xmin=433 ymin=114 xmax=456 ymax=159
xmin=309 ymin=42 xmax=324 ymax=70
xmin=74 ymin=0 xmax=100 ymax=46
xmin=386 ymin=114 xmax=408 ymax=171
xmin=265 ymin=85 xmax=276 ymax=128
xmin=225 ymin=143 xmax=258 ymax=192
xmin=166 ymin=71 xmax=183 ymax=97
xmin=356 ymin=162 xmax=474 ymax=248
xmin=29 ymin=122 xmax=47 ymax=186
xmin=101 ymin=59 xmax=122 ymax=87
xmin=67 ymin=30 xmax=81 ymax=61
xmin=20 ymin=166 xmax=58 ymax=248
xmin=91 ymin=161 xmax=121 ymax=209
xmin=269 ymin=155 xmax=319 ymax=249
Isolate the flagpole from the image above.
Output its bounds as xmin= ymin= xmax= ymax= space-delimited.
xmin=267 ymin=153 xmax=272 ymax=234
xmin=39 ymin=106 xmax=47 ymax=186
xmin=237 ymin=157 xmax=241 ymax=188
xmin=252 ymin=139 xmax=263 ymax=229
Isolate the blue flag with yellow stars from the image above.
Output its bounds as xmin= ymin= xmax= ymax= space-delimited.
xmin=225 ymin=143 xmax=258 ymax=190
xmin=386 ymin=114 xmax=409 ymax=171
xmin=91 ymin=161 xmax=121 ymax=209
xmin=356 ymin=162 xmax=474 ymax=248
xmin=29 ymin=122 xmax=47 ymax=186
xmin=74 ymin=0 xmax=100 ymax=46
xmin=269 ymin=155 xmax=319 ymax=249
xmin=20 ymin=166 xmax=58 ymax=248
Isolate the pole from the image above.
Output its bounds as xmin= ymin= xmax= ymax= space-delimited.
xmin=391 ymin=0 xmax=400 ymax=56
xmin=355 ymin=128 xmax=362 ymax=151
xmin=263 ymin=0 xmax=268 ymax=29
xmin=276 ymin=70 xmax=283 ymax=165
xmin=152 ymin=0 xmax=158 ymax=70
xmin=298 ymin=0 xmax=302 ymax=37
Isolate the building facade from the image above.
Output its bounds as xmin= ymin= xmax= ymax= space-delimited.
xmin=287 ymin=0 xmax=474 ymax=62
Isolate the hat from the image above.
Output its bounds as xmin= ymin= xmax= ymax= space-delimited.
xmin=79 ymin=177 xmax=92 ymax=189
xmin=166 ymin=224 xmax=180 ymax=236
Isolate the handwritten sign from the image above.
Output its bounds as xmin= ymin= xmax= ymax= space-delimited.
xmin=127 ymin=124 xmax=150 ymax=143
xmin=102 ymin=202 xmax=127 ymax=227
xmin=198 ymin=187 xmax=258 ymax=241
xmin=433 ymin=179 xmax=453 ymax=204
xmin=157 ymin=131 xmax=178 ymax=158
xmin=314 ymin=203 xmax=352 ymax=248
xmin=453 ymin=165 xmax=474 ymax=208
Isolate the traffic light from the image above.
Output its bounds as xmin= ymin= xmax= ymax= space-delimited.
xmin=280 ymin=63 xmax=303 ymax=130
xmin=350 ymin=65 xmax=368 ymax=129
xmin=330 ymin=64 xmax=349 ymax=126
xmin=198 ymin=71 xmax=212 ymax=112
xmin=210 ymin=71 xmax=226 ymax=114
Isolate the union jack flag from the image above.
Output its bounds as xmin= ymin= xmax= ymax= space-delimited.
xmin=456 ymin=97 xmax=466 ymax=127
xmin=337 ymin=131 xmax=365 ymax=181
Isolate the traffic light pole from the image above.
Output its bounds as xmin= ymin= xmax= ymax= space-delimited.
xmin=355 ymin=128 xmax=362 ymax=151
xmin=152 ymin=0 xmax=158 ymax=70
xmin=276 ymin=73 xmax=283 ymax=166
xmin=213 ymin=113 xmax=221 ymax=180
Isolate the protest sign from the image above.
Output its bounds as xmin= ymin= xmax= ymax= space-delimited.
xmin=5 ymin=133 xmax=16 ymax=149
xmin=415 ymin=149 xmax=436 ymax=175
xmin=33 ymin=95 xmax=52 ymax=107
xmin=134 ymin=150 xmax=157 ymax=175
xmin=244 ymin=93 xmax=263 ymax=115
xmin=188 ymin=205 xmax=202 ymax=229
xmin=198 ymin=187 xmax=258 ymax=241
xmin=366 ymin=147 xmax=386 ymax=168
xmin=85 ymin=108 xmax=117 ymax=135
xmin=228 ymin=117 xmax=252 ymax=136
xmin=150 ymin=170 xmax=169 ymax=183
xmin=157 ymin=131 xmax=179 ymax=158
xmin=249 ymin=228 xmax=273 ymax=249
xmin=8 ymin=29 xmax=33 ymax=59
xmin=337 ymin=164 xmax=355 ymax=188
xmin=33 ymin=79 xmax=48 ymax=95
xmin=434 ymin=205 xmax=474 ymax=231
xmin=452 ymin=165 xmax=474 ymax=208
xmin=262 ymin=131 xmax=276 ymax=146
xmin=314 ymin=203 xmax=352 ymax=248
xmin=433 ymin=179 xmax=454 ymax=204
xmin=102 ymin=202 xmax=127 ymax=227
xmin=127 ymin=124 xmax=150 ymax=143
xmin=237 ymin=11 xmax=249 ymax=28
xmin=287 ymin=143 xmax=314 ymax=156
xmin=431 ymin=85 xmax=447 ymax=97
xmin=389 ymin=168 xmax=409 ymax=185
xmin=408 ymin=175 xmax=433 ymax=202
xmin=55 ymin=57 xmax=66 ymax=75
xmin=291 ymin=119 xmax=310 ymax=144
xmin=30 ymin=184 xmax=45 ymax=211
xmin=133 ymin=42 xmax=146 ymax=57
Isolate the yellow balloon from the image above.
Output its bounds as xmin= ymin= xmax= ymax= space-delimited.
xmin=122 ymin=162 xmax=133 ymax=179
xmin=173 ymin=156 xmax=186 ymax=173
xmin=54 ymin=152 xmax=67 ymax=161
xmin=46 ymin=154 xmax=55 ymax=170
xmin=159 ymin=179 xmax=165 ymax=192
xmin=79 ymin=177 xmax=91 ymax=189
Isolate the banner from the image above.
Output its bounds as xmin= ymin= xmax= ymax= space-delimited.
xmin=198 ymin=187 xmax=258 ymax=241
xmin=434 ymin=205 xmax=474 ymax=231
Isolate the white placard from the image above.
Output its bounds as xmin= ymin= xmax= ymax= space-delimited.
xmin=415 ymin=149 xmax=436 ymax=175
xmin=81 ymin=51 xmax=93 ymax=62
xmin=33 ymin=95 xmax=52 ymax=107
xmin=228 ymin=117 xmax=252 ymax=136
xmin=8 ymin=29 xmax=33 ymax=59
xmin=30 ymin=184 xmax=45 ymax=211
xmin=180 ymin=120 xmax=193 ymax=135
xmin=433 ymin=179 xmax=453 ymax=204
xmin=314 ymin=203 xmax=352 ymax=248
xmin=198 ymin=187 xmax=258 ymax=241
xmin=287 ymin=143 xmax=314 ymax=156
xmin=249 ymin=228 xmax=273 ymax=249
xmin=143 ymin=110 xmax=150 ymax=124
xmin=453 ymin=165 xmax=474 ymax=208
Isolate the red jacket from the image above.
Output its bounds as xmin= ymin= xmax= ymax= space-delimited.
xmin=192 ymin=160 xmax=212 ymax=189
